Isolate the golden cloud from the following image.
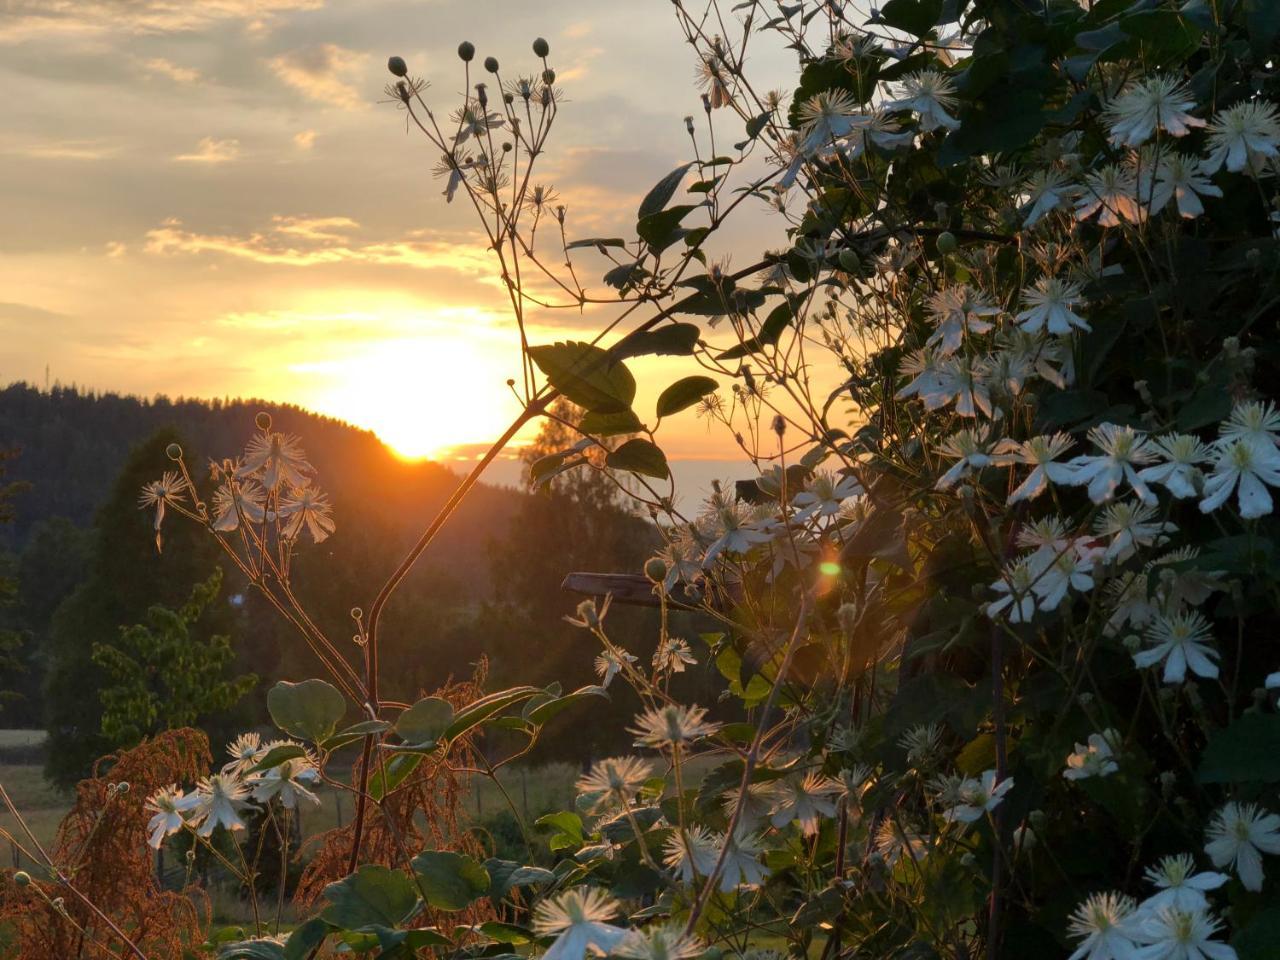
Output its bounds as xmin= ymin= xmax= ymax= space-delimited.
xmin=0 ymin=0 xmax=321 ymax=41
xmin=173 ymin=137 xmax=241 ymax=164
xmin=267 ymin=43 xmax=368 ymax=110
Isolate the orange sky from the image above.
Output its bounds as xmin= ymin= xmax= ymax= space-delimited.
xmin=0 ymin=0 xmax=796 ymax=470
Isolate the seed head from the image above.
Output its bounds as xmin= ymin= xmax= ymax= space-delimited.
xmin=13 ymin=871 xmax=30 ymax=887
xmin=387 ymin=55 xmax=408 ymax=77
xmin=936 ymin=231 xmax=958 ymax=255
xmin=644 ymin=557 xmax=668 ymax=583
xmin=542 ymin=68 xmax=556 ymax=85
xmin=533 ymin=37 xmax=550 ymax=57
xmin=255 ymin=411 xmax=272 ymax=430
xmin=458 ymin=41 xmax=475 ymax=62
xmin=484 ymin=56 xmax=500 ymax=73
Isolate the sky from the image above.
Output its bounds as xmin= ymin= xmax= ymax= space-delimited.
xmin=0 ymin=0 xmax=799 ymax=485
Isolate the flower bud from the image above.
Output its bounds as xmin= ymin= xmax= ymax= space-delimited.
xmin=458 ymin=41 xmax=475 ymax=62
xmin=13 ymin=871 xmax=30 ymax=887
xmin=644 ymin=557 xmax=667 ymax=583
xmin=387 ymin=55 xmax=408 ymax=77
xmin=542 ymin=68 xmax=556 ymax=85
xmin=350 ymin=607 xmax=363 ymax=621
xmin=1028 ymin=809 xmax=1047 ymax=831
xmin=255 ymin=411 xmax=272 ymax=430
xmin=935 ymin=231 xmax=957 ymax=255
xmin=771 ymin=414 xmax=786 ymax=436
xmin=838 ymin=248 xmax=860 ymax=273
xmin=484 ymin=56 xmax=499 ymax=73
xmin=116 ymin=781 xmax=130 ymax=795
xmin=1122 ymin=634 xmax=1141 ymax=653
xmin=1012 ymin=825 xmax=1036 ymax=851
xmin=533 ymin=37 xmax=550 ymax=57
xmin=576 ymin=599 xmax=600 ymax=629
xmin=165 ymin=442 xmax=183 ymax=461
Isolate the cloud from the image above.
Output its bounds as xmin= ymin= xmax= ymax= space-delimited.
xmin=267 ymin=43 xmax=368 ymax=110
xmin=142 ymin=215 xmax=497 ymax=277
xmin=138 ymin=57 xmax=200 ymax=84
xmin=3 ymin=138 xmax=122 ymax=161
xmin=0 ymin=0 xmax=321 ymax=41
xmin=173 ymin=137 xmax=241 ymax=164
xmin=0 ymin=301 xmax=69 ymax=324
xmin=293 ymin=129 xmax=317 ymax=150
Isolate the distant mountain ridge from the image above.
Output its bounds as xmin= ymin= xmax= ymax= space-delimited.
xmin=0 ymin=382 xmax=515 ymax=577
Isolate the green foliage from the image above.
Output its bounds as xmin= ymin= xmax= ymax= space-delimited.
xmin=92 ymin=567 xmax=256 ymax=749
xmin=266 ymin=678 xmax=346 ymax=744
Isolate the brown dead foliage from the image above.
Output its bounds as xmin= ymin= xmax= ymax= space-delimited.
xmin=295 ymin=659 xmax=499 ymax=932
xmin=0 ymin=727 xmax=212 ymax=960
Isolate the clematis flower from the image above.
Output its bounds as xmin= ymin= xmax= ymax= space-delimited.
xmin=1150 ymin=153 xmax=1222 ymax=218
xmin=768 ymin=772 xmax=842 ymax=835
xmin=1199 ymin=439 xmax=1280 ymax=519
xmin=576 ymin=756 xmax=652 ymax=814
xmin=1064 ymin=730 xmax=1120 ymax=781
xmin=189 ymin=773 xmax=250 ymax=837
xmin=944 ymin=769 xmax=1012 ymax=823
xmin=1204 ymin=99 xmax=1280 ymax=173
xmin=211 ymin=480 xmax=267 ymax=532
xmin=994 ymin=433 xmax=1076 ymax=504
xmin=1204 ymin=802 xmax=1280 ymax=892
xmin=792 ymin=470 xmax=862 ymax=520
xmin=1032 ymin=542 xmax=1096 ymax=611
xmin=1076 ymin=164 xmax=1143 ymax=226
xmin=1133 ymin=610 xmax=1219 ymax=684
xmin=1023 ymin=169 xmax=1077 ymax=226
xmin=925 ymin=285 xmax=1000 ymax=355
xmin=895 ymin=347 xmax=950 ymax=404
xmin=278 ymin=485 xmax=334 ymax=544
xmin=702 ymin=502 xmax=772 ymax=564
xmin=1015 ymin=276 xmax=1089 ymax=335
xmin=630 ymin=703 xmax=719 ymax=749
xmin=718 ymin=833 xmax=770 ymax=889
xmin=1066 ymin=423 xmax=1158 ymax=504
xmin=1141 ymin=854 xmax=1228 ymax=914
xmin=614 ymin=925 xmax=704 ymax=960
xmin=238 ymin=431 xmax=311 ymax=491
xmin=923 ymin=356 xmax=993 ymax=418
xmin=137 ymin=471 xmax=188 ymax=550
xmin=1094 ymin=501 xmax=1176 ymax=562
xmin=722 ymin=781 xmax=785 ymax=834
xmin=532 ymin=888 xmax=627 ymax=960
xmin=145 ymin=784 xmax=199 ymax=848
xmin=1067 ymin=891 xmax=1143 ymax=960
xmin=935 ymin=427 xmax=995 ymax=489
xmin=593 ymin=648 xmax=637 ymax=688
xmin=1133 ymin=908 xmax=1237 ymax=960
xmin=1103 ymin=76 xmax=1204 ymax=147
xmin=663 ymin=824 xmax=719 ymax=884
xmin=1139 ymin=434 xmax=1213 ymax=499
xmin=249 ymin=745 xmax=320 ymax=809
xmin=884 ymin=70 xmax=961 ymax=131
xmin=223 ymin=732 xmax=266 ymax=778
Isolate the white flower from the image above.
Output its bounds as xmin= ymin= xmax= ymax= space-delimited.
xmin=1015 ymin=276 xmax=1090 ymax=335
xmin=1022 ymin=169 xmax=1077 ymax=226
xmin=137 ymin=471 xmax=188 ymax=546
xmin=1218 ymin=400 xmax=1280 ymax=459
xmin=278 ymin=486 xmax=335 ymax=543
xmin=630 ymin=703 xmax=719 ymax=748
xmin=211 ymin=479 xmax=267 ymax=532
xmin=1141 ymin=854 xmax=1228 ymax=913
xmin=1199 ymin=439 xmax=1280 ymax=518
xmin=768 ymin=772 xmax=842 ymax=835
xmin=1076 ymin=164 xmax=1143 ymax=226
xmin=884 ymin=69 xmax=961 ymax=131
xmin=925 ymin=285 xmax=1000 ymax=355
xmin=986 ymin=557 xmax=1039 ymax=622
xmin=1094 ymin=501 xmax=1176 ymax=562
xmin=935 ymin=427 xmax=995 ymax=489
xmin=1139 ymin=434 xmax=1213 ymax=499
xmin=1204 ymin=802 xmax=1280 ymax=892
xmin=223 ymin=732 xmax=266 ymax=777
xmin=703 ymin=502 xmax=772 ymax=564
xmin=874 ymin=820 xmax=928 ymax=866
xmin=1105 ymin=571 xmax=1156 ymax=636
xmin=944 ymin=769 xmax=1012 ymax=823
xmin=895 ymin=347 xmax=950 ymax=403
xmin=532 ymin=888 xmax=627 ymax=960
xmin=576 ymin=756 xmax=652 ymax=813
xmin=1067 ymin=423 xmax=1159 ymax=504
xmin=1150 ymin=153 xmax=1222 ymax=218
xmin=795 ymin=89 xmax=864 ymax=154
xmin=1033 ymin=542 xmax=1097 ymax=611
xmin=925 ymin=356 xmax=994 ymax=418
xmin=453 ymin=105 xmax=504 ymax=144
xmin=238 ymin=431 xmax=311 ymax=491
xmin=655 ymin=533 xmax=703 ymax=592
xmin=839 ymin=109 xmax=915 ymax=157
xmin=722 ymin=780 xmax=785 ymax=834
xmin=994 ymin=433 xmax=1077 ymax=504
xmin=663 ymin=824 xmax=719 ymax=884
xmin=652 ymin=637 xmax=697 ymax=674
xmin=249 ymin=746 xmax=320 ymax=809
xmin=1133 ymin=907 xmax=1237 ymax=960
xmin=1133 ymin=611 xmax=1218 ymax=684
xmin=1064 ymin=730 xmax=1120 ymax=781
xmin=792 ymin=470 xmax=862 ymax=520
xmin=594 ymin=648 xmax=637 ymax=688
xmin=614 ymin=925 xmax=704 ymax=960
xmin=1104 ymin=76 xmax=1204 ymax=147
xmin=1204 ymin=99 xmax=1280 ymax=173
xmin=1067 ymin=891 xmax=1144 ymax=960
xmin=719 ymin=832 xmax=770 ymax=889
xmin=189 ymin=773 xmax=250 ymax=837
xmin=145 ymin=784 xmax=199 ymax=848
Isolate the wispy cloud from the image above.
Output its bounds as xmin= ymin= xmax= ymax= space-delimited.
xmin=173 ymin=136 xmax=241 ymax=164
xmin=143 ymin=215 xmax=496 ymax=276
xmin=293 ymin=129 xmax=317 ymax=151
xmin=267 ymin=43 xmax=368 ymax=110
xmin=4 ymin=138 xmax=122 ymax=161
xmin=0 ymin=0 xmax=321 ymax=41
xmin=137 ymin=57 xmax=201 ymax=84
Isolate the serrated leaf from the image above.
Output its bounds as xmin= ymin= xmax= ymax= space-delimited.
xmin=605 ymin=438 xmax=669 ymax=479
xmin=411 ymin=851 xmax=490 ymax=912
xmin=637 ymin=162 xmax=695 ymax=219
xmin=395 ymin=696 xmax=455 ymax=745
xmin=267 ymin=679 xmax=346 ymax=744
xmin=529 ymin=342 xmax=636 ymax=413
xmin=656 ymin=376 xmax=718 ymax=418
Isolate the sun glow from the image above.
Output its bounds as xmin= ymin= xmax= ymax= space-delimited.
xmin=297 ymin=331 xmax=524 ymax=461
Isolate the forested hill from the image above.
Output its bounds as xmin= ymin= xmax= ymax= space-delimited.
xmin=0 ymin=381 xmax=514 ymax=568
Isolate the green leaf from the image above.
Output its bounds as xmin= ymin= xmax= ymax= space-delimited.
xmin=218 ymin=941 xmax=285 ymax=960
xmin=605 ymin=439 xmax=669 ymax=480
xmin=1245 ymin=0 xmax=1280 ymax=51
xmin=1199 ymin=714 xmax=1280 ymax=783
xmin=879 ymin=0 xmax=942 ymax=37
xmin=321 ymin=865 xmax=420 ymax=931
xmin=267 ymin=679 xmax=346 ymax=744
xmin=321 ymin=719 xmax=392 ymax=752
xmin=529 ymin=341 xmax=636 ymax=414
xmin=411 ymin=851 xmax=491 ymax=912
xmin=637 ymin=162 xmax=695 ymax=219
xmin=444 ymin=686 xmax=544 ymax=741
xmin=565 ymin=237 xmax=627 ymax=251
xmin=612 ymin=323 xmax=701 ymax=359
xmin=637 ymin=204 xmax=699 ymax=252
xmin=395 ymin=697 xmax=455 ymax=746
xmin=526 ymin=684 xmax=609 ymax=725
xmin=369 ymin=752 xmax=425 ymax=801
xmin=579 ymin=409 xmax=643 ymax=437
xmin=478 ymin=921 xmax=533 ymax=945
xmin=483 ymin=859 xmax=555 ymax=901
xmin=603 ymin=261 xmax=646 ymax=290
xmin=656 ymin=376 xmax=718 ymax=418
xmin=535 ymin=810 xmax=585 ymax=851
xmin=248 ymin=742 xmax=306 ymax=774
xmin=1235 ymin=906 xmax=1280 ymax=960
xmin=284 ymin=918 xmax=330 ymax=960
